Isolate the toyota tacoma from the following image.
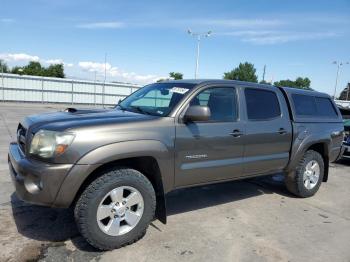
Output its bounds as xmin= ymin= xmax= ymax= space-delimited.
xmin=8 ymin=80 xmax=344 ymax=250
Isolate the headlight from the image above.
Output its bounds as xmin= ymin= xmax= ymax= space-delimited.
xmin=29 ymin=130 xmax=75 ymax=158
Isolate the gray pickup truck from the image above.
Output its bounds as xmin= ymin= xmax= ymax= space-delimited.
xmin=8 ymin=80 xmax=344 ymax=250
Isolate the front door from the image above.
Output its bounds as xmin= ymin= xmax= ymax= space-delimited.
xmin=174 ymin=86 xmax=245 ymax=187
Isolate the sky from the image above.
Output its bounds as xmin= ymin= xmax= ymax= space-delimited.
xmin=0 ymin=0 xmax=350 ymax=96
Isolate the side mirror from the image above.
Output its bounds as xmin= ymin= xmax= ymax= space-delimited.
xmin=184 ymin=106 xmax=211 ymax=122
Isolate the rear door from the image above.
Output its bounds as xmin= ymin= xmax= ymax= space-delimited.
xmin=242 ymin=87 xmax=292 ymax=175
xmin=174 ymin=85 xmax=245 ymax=187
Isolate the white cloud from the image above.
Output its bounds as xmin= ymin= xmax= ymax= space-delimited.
xmin=0 ymin=53 xmax=74 ymax=68
xmin=46 ymin=59 xmax=64 ymax=64
xmin=243 ymin=31 xmax=339 ymax=45
xmin=217 ymin=30 xmax=340 ymax=44
xmin=1 ymin=18 xmax=15 ymax=23
xmin=78 ymin=61 xmax=163 ymax=84
xmin=77 ymin=22 xmax=124 ymax=29
xmin=192 ymin=18 xmax=283 ymax=28
xmin=0 ymin=53 xmax=40 ymax=62
xmin=45 ymin=59 xmax=74 ymax=67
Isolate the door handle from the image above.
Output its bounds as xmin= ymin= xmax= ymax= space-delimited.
xmin=277 ymin=128 xmax=287 ymax=135
xmin=229 ymin=129 xmax=243 ymax=137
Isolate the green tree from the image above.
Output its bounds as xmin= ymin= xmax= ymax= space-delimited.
xmin=0 ymin=60 xmax=9 ymax=73
xmin=169 ymin=72 xmax=183 ymax=80
xmin=23 ymin=61 xmax=43 ymax=76
xmin=223 ymin=62 xmax=258 ymax=83
xmin=259 ymin=80 xmax=271 ymax=85
xmin=11 ymin=66 xmax=24 ymax=75
xmin=338 ymin=83 xmax=350 ymax=100
xmin=10 ymin=61 xmax=65 ymax=78
xmin=274 ymin=77 xmax=311 ymax=90
xmin=44 ymin=64 xmax=65 ymax=78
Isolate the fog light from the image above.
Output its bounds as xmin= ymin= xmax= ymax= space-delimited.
xmin=24 ymin=175 xmax=42 ymax=194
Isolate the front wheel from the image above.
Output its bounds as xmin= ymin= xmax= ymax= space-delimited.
xmin=74 ymin=167 xmax=156 ymax=250
xmin=285 ymin=150 xmax=324 ymax=198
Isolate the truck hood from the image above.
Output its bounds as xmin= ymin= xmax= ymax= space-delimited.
xmin=23 ymin=108 xmax=156 ymax=132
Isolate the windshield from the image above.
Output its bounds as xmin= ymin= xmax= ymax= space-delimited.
xmin=118 ymin=82 xmax=195 ymax=116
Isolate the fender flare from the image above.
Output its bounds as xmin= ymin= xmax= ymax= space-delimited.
xmin=53 ymin=140 xmax=174 ymax=224
xmin=286 ymin=134 xmax=330 ymax=180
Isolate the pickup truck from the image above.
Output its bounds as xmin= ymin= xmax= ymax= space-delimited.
xmin=8 ymin=80 xmax=344 ymax=250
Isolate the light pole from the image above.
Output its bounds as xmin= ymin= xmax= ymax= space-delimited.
xmin=188 ymin=29 xmax=212 ymax=79
xmin=333 ymin=61 xmax=349 ymax=99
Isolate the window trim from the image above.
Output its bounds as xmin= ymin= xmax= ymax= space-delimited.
xmin=291 ymin=94 xmax=339 ymax=119
xmin=178 ymin=85 xmax=240 ymax=124
xmin=244 ymin=87 xmax=282 ymax=122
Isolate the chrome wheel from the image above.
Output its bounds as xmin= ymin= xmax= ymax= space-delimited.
xmin=303 ymin=160 xmax=320 ymax=190
xmin=96 ymin=186 xmax=144 ymax=236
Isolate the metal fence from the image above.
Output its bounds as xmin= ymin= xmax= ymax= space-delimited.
xmin=0 ymin=73 xmax=140 ymax=106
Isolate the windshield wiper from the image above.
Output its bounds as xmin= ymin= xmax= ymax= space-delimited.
xmin=129 ymin=106 xmax=152 ymax=115
xmin=117 ymin=104 xmax=127 ymax=111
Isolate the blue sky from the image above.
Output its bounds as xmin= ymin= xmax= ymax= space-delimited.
xmin=1 ymin=0 xmax=349 ymax=96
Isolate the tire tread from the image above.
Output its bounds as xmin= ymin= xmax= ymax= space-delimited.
xmin=74 ymin=167 xmax=156 ymax=250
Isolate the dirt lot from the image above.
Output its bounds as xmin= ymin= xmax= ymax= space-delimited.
xmin=0 ymin=102 xmax=349 ymax=262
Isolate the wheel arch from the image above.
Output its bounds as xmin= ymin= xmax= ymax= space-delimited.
xmin=73 ymin=156 xmax=168 ymax=224
xmin=287 ymin=138 xmax=330 ymax=182
xmin=54 ymin=140 xmax=173 ymax=224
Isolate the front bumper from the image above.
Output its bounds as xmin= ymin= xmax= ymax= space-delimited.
xmin=8 ymin=142 xmax=73 ymax=207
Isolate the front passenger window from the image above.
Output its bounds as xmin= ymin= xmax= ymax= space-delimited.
xmin=191 ymin=87 xmax=237 ymax=122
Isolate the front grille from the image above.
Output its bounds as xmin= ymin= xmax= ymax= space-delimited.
xmin=17 ymin=123 xmax=27 ymax=153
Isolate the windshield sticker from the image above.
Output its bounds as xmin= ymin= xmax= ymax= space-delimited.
xmin=157 ymin=110 xmax=164 ymax=115
xmin=169 ymin=87 xmax=189 ymax=94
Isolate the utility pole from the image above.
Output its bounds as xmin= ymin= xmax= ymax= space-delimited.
xmin=333 ymin=61 xmax=349 ymax=99
xmin=102 ymin=53 xmax=107 ymax=107
xmin=262 ymin=65 xmax=266 ymax=82
xmin=188 ymin=29 xmax=212 ymax=79
xmin=1 ymin=65 xmax=4 ymax=102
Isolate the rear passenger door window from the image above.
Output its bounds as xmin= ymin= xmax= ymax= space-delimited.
xmin=245 ymin=88 xmax=281 ymax=120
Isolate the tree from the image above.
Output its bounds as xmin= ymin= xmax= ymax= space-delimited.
xmin=274 ymin=77 xmax=311 ymax=90
xmin=0 ymin=59 xmax=9 ymax=73
xmin=23 ymin=61 xmax=43 ymax=76
xmin=10 ymin=61 xmax=65 ymax=78
xmin=169 ymin=72 xmax=183 ymax=80
xmin=157 ymin=72 xmax=184 ymax=82
xmin=44 ymin=64 xmax=65 ymax=78
xmin=259 ymin=80 xmax=271 ymax=85
xmin=11 ymin=66 xmax=24 ymax=75
xmin=223 ymin=62 xmax=258 ymax=83
xmin=338 ymin=83 xmax=350 ymax=100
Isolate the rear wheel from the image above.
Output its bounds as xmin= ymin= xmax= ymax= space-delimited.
xmin=285 ymin=150 xmax=324 ymax=198
xmin=74 ymin=167 xmax=156 ymax=250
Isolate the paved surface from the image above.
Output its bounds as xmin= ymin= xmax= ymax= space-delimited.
xmin=0 ymin=102 xmax=349 ymax=262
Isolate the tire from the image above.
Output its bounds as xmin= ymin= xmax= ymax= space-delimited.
xmin=74 ymin=167 xmax=156 ymax=250
xmin=285 ymin=150 xmax=324 ymax=198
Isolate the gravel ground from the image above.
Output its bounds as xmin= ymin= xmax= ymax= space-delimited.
xmin=0 ymin=102 xmax=349 ymax=262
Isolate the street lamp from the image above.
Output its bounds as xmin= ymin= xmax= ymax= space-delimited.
xmin=333 ymin=61 xmax=349 ymax=99
xmin=188 ymin=29 xmax=212 ymax=79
